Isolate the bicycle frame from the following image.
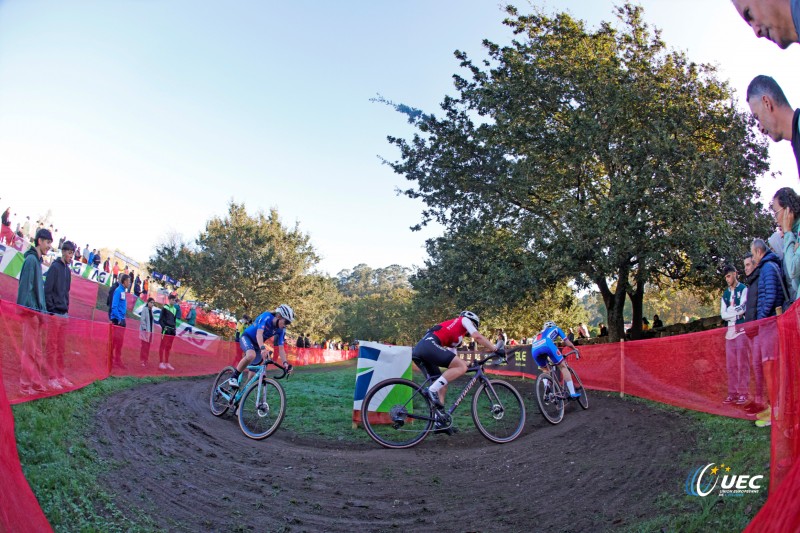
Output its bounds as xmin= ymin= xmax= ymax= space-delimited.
xmin=415 ymin=353 xmax=507 ymax=420
xmin=216 ymin=360 xmax=286 ymax=406
xmin=543 ymin=349 xmax=578 ymax=398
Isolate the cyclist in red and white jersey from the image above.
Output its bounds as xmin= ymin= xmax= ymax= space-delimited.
xmin=412 ymin=311 xmax=498 ymax=410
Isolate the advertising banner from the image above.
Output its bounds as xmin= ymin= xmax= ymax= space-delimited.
xmin=352 ymin=341 xmax=412 ymax=425
xmin=0 ymin=244 xmax=25 ymax=278
xmin=69 ymin=262 xmax=114 ymax=287
xmin=132 ymin=299 xmax=219 ymax=351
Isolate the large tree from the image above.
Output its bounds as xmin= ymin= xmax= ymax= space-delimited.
xmin=381 ymin=4 xmax=772 ymax=341
xmin=150 ymin=201 xmax=340 ymax=339
xmin=332 ymin=264 xmax=416 ymax=344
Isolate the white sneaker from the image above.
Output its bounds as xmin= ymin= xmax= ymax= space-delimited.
xmin=158 ymin=362 xmax=167 ymax=370
xmin=166 ymin=363 xmax=175 ymax=371
xmin=227 ymin=377 xmax=239 ymax=388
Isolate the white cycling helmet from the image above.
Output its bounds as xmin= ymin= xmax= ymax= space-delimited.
xmin=275 ymin=304 xmax=295 ymax=324
xmin=543 ymin=320 xmax=557 ymax=330
xmin=460 ymin=310 xmax=480 ymax=328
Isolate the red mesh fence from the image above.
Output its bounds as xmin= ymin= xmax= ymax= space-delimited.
xmin=0 ymin=278 xmax=798 ymax=529
xmin=0 ymin=347 xmax=53 ymax=532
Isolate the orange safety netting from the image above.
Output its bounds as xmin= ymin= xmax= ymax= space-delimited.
xmin=0 ymin=351 xmax=53 ymax=532
xmin=0 ymin=299 xmax=356 ymax=403
xmin=0 ymin=279 xmax=798 ymax=530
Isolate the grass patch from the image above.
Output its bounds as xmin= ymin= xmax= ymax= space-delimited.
xmin=614 ymin=393 xmax=770 ymax=533
xmin=12 ymin=376 xmax=168 ymax=533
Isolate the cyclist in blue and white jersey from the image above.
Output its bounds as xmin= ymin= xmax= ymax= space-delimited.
xmin=227 ymin=304 xmax=295 ymax=388
xmin=531 ymin=320 xmax=581 ymax=399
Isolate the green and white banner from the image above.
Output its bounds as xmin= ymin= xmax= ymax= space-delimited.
xmin=133 ymin=299 xmax=219 ymax=352
xmin=353 ymin=341 xmax=412 ymax=414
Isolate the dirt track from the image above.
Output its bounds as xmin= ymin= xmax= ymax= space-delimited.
xmin=91 ymin=368 xmax=695 ymax=532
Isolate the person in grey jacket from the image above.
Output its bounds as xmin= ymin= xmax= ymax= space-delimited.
xmin=139 ymin=298 xmax=156 ymax=367
xmin=16 ymin=228 xmax=52 ymax=394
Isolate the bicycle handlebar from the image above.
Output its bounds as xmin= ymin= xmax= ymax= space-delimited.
xmin=471 ymin=350 xmax=508 ymax=368
xmin=264 ymin=358 xmax=291 ymax=379
xmin=560 ymin=348 xmax=580 ymax=361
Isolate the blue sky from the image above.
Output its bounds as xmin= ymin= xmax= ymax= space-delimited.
xmin=1 ymin=1 xmax=800 ymax=275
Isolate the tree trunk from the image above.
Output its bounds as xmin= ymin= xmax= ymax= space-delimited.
xmin=595 ymin=276 xmax=628 ymax=342
xmin=627 ymin=279 xmax=645 ymax=340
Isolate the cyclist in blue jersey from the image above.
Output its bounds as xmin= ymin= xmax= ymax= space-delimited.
xmin=531 ymin=320 xmax=581 ymax=399
xmin=227 ymin=304 xmax=295 ymax=388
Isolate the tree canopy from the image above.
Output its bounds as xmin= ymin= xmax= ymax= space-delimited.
xmin=149 ymin=201 xmax=340 ymax=339
xmin=381 ymin=4 xmax=772 ymax=341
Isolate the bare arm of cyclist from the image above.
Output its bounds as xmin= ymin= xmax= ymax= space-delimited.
xmin=472 ymin=331 xmax=497 ymax=352
xmin=276 ymin=345 xmax=289 ymax=367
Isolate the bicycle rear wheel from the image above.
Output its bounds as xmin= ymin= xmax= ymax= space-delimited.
xmin=535 ymin=372 xmax=565 ymax=424
xmin=568 ymin=366 xmax=589 ymax=409
xmin=209 ymin=366 xmax=236 ymax=416
xmin=238 ymin=378 xmax=286 ymax=440
xmin=361 ymin=378 xmax=434 ymax=449
xmin=472 ymin=379 xmax=526 ymax=443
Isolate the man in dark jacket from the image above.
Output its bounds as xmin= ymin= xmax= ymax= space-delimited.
xmin=16 ymin=228 xmax=52 ymax=394
xmin=44 ymin=240 xmax=75 ymax=389
xmin=750 ymin=239 xmax=785 ymax=427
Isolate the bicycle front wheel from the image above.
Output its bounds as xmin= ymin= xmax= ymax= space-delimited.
xmin=471 ymin=379 xmax=526 ymax=443
xmin=209 ymin=366 xmax=236 ymax=417
xmin=568 ymin=366 xmax=589 ymax=409
xmin=535 ymin=372 xmax=565 ymax=424
xmin=238 ymin=378 xmax=286 ymax=440
xmin=361 ymin=378 xmax=434 ymax=449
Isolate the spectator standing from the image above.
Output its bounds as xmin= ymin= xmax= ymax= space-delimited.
xmin=16 ymin=228 xmax=52 ymax=394
xmin=1 ymin=207 xmax=14 ymax=245
xmin=598 ymin=323 xmax=609 ymax=337
xmin=112 ymin=261 xmax=120 ymax=278
xmin=133 ymin=275 xmax=142 ymax=297
xmin=103 ymin=258 xmax=110 ymax=273
xmin=21 ymin=216 xmax=31 ymax=243
xmin=187 ymin=303 xmax=197 ymax=326
xmin=773 ymin=186 xmax=800 ymax=301
xmin=44 ymin=240 xmax=75 ymax=389
xmin=92 ymin=252 xmax=101 ymax=269
xmin=139 ymin=298 xmax=155 ymax=367
xmin=107 ymin=277 xmax=120 ymax=320
xmin=652 ymin=315 xmax=664 ymax=328
xmin=746 ymin=76 xmax=800 ymax=178
xmin=750 ymin=238 xmax=785 ymax=428
xmin=567 ymin=327 xmax=576 ymax=343
xmin=87 ymin=248 xmax=94 ymax=266
xmin=720 ymin=265 xmax=749 ymax=406
xmin=110 ymin=274 xmax=131 ymax=369
xmin=127 ymin=270 xmax=135 ymax=292
xmin=158 ymin=294 xmax=179 ymax=371
xmin=142 ymin=276 xmax=150 ymax=297
xmin=742 ymin=252 xmax=764 ymax=414
xmin=495 ymin=328 xmax=507 ymax=351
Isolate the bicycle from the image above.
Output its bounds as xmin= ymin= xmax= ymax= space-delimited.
xmin=534 ymin=348 xmax=588 ymax=424
xmin=209 ymin=357 xmax=290 ymax=440
xmin=361 ymin=351 xmax=526 ymax=449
